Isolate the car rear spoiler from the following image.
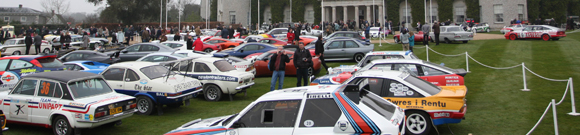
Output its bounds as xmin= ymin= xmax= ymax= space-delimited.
xmin=213 ymin=53 xmax=229 ymax=58
xmin=455 ymin=68 xmax=468 ymax=77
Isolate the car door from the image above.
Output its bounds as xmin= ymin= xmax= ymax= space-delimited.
xmin=101 ymin=68 xmax=126 ymax=90
xmin=31 ymin=80 xmax=63 ymax=124
xmin=230 ymin=100 xmax=300 ymax=135
xmin=292 ymin=98 xmax=342 ymax=134
xmin=136 ymin=45 xmax=161 ymax=60
xmin=7 ymin=79 xmax=38 ymax=122
xmin=343 ymin=40 xmax=360 ymax=59
xmin=324 ymin=41 xmax=344 ymax=59
xmin=123 ymin=69 xmax=148 ymax=91
xmin=120 ymin=45 xmax=141 ymax=61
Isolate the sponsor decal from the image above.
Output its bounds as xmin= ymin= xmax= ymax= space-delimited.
xmin=434 ymin=112 xmax=450 ymax=118
xmin=43 ymin=70 xmax=51 ymax=72
xmin=38 ymin=103 xmax=62 ymax=110
xmin=139 ymin=79 xmax=148 ymax=84
xmin=69 ymin=102 xmax=86 ymax=107
xmin=173 ymin=81 xmax=198 ymax=91
xmin=307 ymin=94 xmax=332 ymax=99
xmin=386 ymin=99 xmax=447 ymax=108
xmin=445 ymin=76 xmax=459 ymax=79
xmin=303 ymin=120 xmax=314 ymax=127
xmin=20 ymin=69 xmax=36 ymax=73
xmin=446 ymin=80 xmax=459 ymax=83
xmin=192 ymin=75 xmax=238 ymax=82
xmin=134 ymin=84 xmax=153 ymax=91
xmin=389 ymin=83 xmax=413 ymax=96
xmin=0 ymin=71 xmax=20 ymax=90
xmin=338 ymin=120 xmax=349 ymax=131
xmin=40 ymin=98 xmax=56 ymax=103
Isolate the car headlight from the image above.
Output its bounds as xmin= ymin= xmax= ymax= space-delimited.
xmin=0 ymin=48 xmax=6 ymax=53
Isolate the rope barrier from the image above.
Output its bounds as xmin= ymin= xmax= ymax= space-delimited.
xmin=523 ymin=66 xmax=568 ymax=82
xmin=556 ymin=80 xmax=570 ymax=106
xmin=467 ymin=54 xmax=522 ymax=69
xmin=526 ymin=101 xmax=554 ymax=135
xmin=427 ymin=47 xmax=466 ymax=57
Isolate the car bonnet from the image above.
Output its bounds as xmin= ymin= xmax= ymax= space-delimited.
xmin=165 ymin=115 xmax=233 ymax=135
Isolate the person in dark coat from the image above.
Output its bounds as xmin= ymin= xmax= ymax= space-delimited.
xmin=237 ymin=26 xmax=243 ymax=39
xmin=228 ymin=25 xmax=234 ymax=39
xmin=314 ymin=35 xmax=328 ymax=73
xmin=269 ymin=46 xmax=290 ymax=91
xmin=293 ymin=41 xmax=313 ymax=86
xmin=156 ymin=28 xmax=162 ymax=40
xmin=24 ymin=33 xmax=33 ymax=55
xmin=295 ymin=24 xmax=301 ymax=41
xmin=34 ymin=34 xmax=42 ymax=54
xmin=221 ymin=27 xmax=229 ymax=38
xmin=186 ymin=35 xmax=194 ymax=50
xmin=432 ymin=21 xmax=441 ymax=45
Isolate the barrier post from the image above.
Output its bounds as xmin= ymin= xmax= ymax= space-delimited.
xmin=465 ymin=52 xmax=470 ymax=72
xmin=568 ymin=78 xmax=580 ymax=116
xmin=521 ymin=63 xmax=530 ymax=91
xmin=552 ymin=99 xmax=559 ymax=135
xmin=426 ymin=45 xmax=430 ymax=62
xmin=379 ymin=33 xmax=382 ymax=47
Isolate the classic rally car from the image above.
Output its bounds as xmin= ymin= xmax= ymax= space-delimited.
xmin=64 ymin=61 xmax=110 ymax=74
xmin=393 ymin=31 xmax=432 ymax=43
xmin=99 ymin=62 xmax=203 ymax=115
xmin=504 ymin=25 xmax=566 ymax=41
xmin=472 ymin=23 xmax=491 ymax=33
xmin=161 ymin=57 xmax=255 ymax=101
xmin=137 ymin=52 xmax=256 ymax=75
xmin=327 ymin=51 xmax=418 ymax=75
xmin=0 ymin=71 xmax=137 ymax=135
xmin=500 ymin=23 xmax=527 ymax=34
xmin=59 ymin=50 xmax=121 ymax=64
xmin=429 ymin=26 xmax=473 ymax=43
xmin=305 ymin=37 xmax=374 ymax=63
xmin=166 ymin=82 xmax=406 ymax=135
xmin=248 ymin=49 xmax=321 ymax=76
xmin=0 ymin=55 xmax=66 ymax=91
xmin=344 ymin=70 xmax=467 ymax=135
xmin=1 ymin=38 xmax=52 ymax=55
xmin=313 ymin=59 xmax=468 ymax=86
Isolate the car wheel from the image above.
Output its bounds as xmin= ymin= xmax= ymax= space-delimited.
xmin=509 ymin=34 xmax=517 ymax=40
xmin=204 ymin=85 xmax=222 ymax=101
xmin=542 ymin=34 xmax=550 ymax=41
xmin=486 ymin=28 xmax=490 ymax=33
xmin=353 ymin=53 xmax=365 ymax=63
xmin=52 ymin=116 xmax=73 ymax=135
xmin=136 ymin=96 xmax=154 ymax=115
xmin=43 ymin=48 xmax=51 ymax=54
xmin=204 ymin=48 xmax=213 ymax=53
xmin=463 ymin=41 xmax=468 ymax=43
xmin=405 ymin=111 xmax=432 ymax=135
xmin=394 ymin=37 xmax=399 ymax=43
xmin=12 ymin=51 xmax=21 ymax=55
xmin=308 ymin=67 xmax=314 ymax=76
xmin=444 ymin=38 xmax=451 ymax=44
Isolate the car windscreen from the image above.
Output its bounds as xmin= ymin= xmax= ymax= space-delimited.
xmin=67 ymin=78 xmax=113 ymax=99
xmin=403 ymin=75 xmax=441 ymax=95
xmin=233 ymin=44 xmax=245 ymax=51
xmin=140 ymin=65 xmax=175 ymax=79
xmin=424 ymin=61 xmax=456 ymax=72
xmin=446 ymin=27 xmax=463 ymax=32
xmin=358 ymin=55 xmax=405 ymax=67
xmin=214 ymin=60 xmax=236 ymax=72
xmin=37 ymin=57 xmax=65 ymax=68
xmin=4 ymin=40 xmax=16 ymax=45
xmin=171 ymin=53 xmax=188 ymax=58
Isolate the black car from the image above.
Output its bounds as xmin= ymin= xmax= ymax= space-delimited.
xmin=118 ymin=43 xmax=176 ymax=62
xmin=59 ymin=50 xmax=120 ymax=64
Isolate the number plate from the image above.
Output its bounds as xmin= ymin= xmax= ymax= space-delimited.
xmin=109 ymin=107 xmax=122 ymax=115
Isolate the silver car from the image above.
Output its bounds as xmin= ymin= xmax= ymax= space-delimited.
xmin=429 ymin=26 xmax=473 ymax=43
xmin=307 ymin=38 xmax=374 ymax=62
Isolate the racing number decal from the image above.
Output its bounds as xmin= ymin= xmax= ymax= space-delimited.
xmin=524 ymin=32 xmax=542 ymax=38
xmin=41 ymin=82 xmax=51 ymax=95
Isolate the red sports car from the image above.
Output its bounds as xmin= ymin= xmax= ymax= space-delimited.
xmin=258 ymin=38 xmax=287 ymax=46
xmin=504 ymin=25 xmax=566 ymax=41
xmin=246 ymin=50 xmax=321 ymax=76
xmin=393 ymin=31 xmax=431 ymax=43
xmin=204 ymin=38 xmax=241 ymax=49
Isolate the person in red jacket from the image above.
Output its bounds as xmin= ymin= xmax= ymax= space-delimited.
xmin=193 ymin=35 xmax=204 ymax=52
xmin=286 ymin=28 xmax=295 ymax=44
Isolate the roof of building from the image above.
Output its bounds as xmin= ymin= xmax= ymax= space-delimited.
xmin=0 ymin=7 xmax=43 ymax=15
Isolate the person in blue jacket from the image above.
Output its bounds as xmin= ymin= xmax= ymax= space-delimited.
xmin=408 ymin=31 xmax=415 ymax=52
xmin=365 ymin=24 xmax=370 ymax=40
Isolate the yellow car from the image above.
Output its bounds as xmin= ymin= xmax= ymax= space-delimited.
xmin=0 ymin=113 xmax=7 ymax=132
xmin=345 ymin=70 xmax=467 ymax=135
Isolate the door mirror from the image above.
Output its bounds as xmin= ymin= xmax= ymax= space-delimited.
xmin=122 ymin=50 xmax=128 ymax=53
xmin=240 ymin=50 xmax=244 ymax=53
xmin=231 ymin=122 xmax=244 ymax=128
xmin=61 ymin=58 xmax=66 ymax=61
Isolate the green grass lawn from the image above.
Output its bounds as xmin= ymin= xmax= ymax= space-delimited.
xmin=6 ymin=33 xmax=580 ymax=135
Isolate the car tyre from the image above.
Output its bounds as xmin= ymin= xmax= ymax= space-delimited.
xmin=405 ymin=111 xmax=432 ymax=135
xmin=463 ymin=41 xmax=468 ymax=43
xmin=486 ymin=28 xmax=490 ymax=33
xmin=542 ymin=34 xmax=550 ymax=41
xmin=353 ymin=53 xmax=365 ymax=63
xmin=52 ymin=116 xmax=73 ymax=135
xmin=307 ymin=67 xmax=314 ymax=76
xmin=43 ymin=48 xmax=51 ymax=54
xmin=444 ymin=38 xmax=451 ymax=44
xmin=136 ymin=96 xmax=154 ymax=115
xmin=509 ymin=34 xmax=517 ymax=40
xmin=204 ymin=48 xmax=213 ymax=53
xmin=204 ymin=85 xmax=222 ymax=101
xmin=12 ymin=51 xmax=21 ymax=55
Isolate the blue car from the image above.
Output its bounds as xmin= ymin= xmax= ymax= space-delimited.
xmin=217 ymin=43 xmax=277 ymax=58
xmin=63 ymin=61 xmax=110 ymax=74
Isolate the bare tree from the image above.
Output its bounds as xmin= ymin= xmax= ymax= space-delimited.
xmin=41 ymin=0 xmax=71 ymax=15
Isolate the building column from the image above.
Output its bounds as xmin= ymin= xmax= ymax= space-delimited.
xmin=366 ymin=5 xmax=371 ymax=24
xmin=325 ymin=7 xmax=330 ymax=23
xmin=379 ymin=5 xmax=383 ymax=27
xmin=343 ymin=6 xmax=348 ymax=22
xmin=355 ymin=6 xmax=359 ymax=30
xmin=332 ymin=6 xmax=337 ymax=22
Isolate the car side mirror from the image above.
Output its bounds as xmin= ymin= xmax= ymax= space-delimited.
xmin=240 ymin=50 xmax=244 ymax=53
xmin=122 ymin=50 xmax=128 ymax=53
xmin=231 ymin=122 xmax=244 ymax=128
xmin=61 ymin=58 xmax=66 ymax=61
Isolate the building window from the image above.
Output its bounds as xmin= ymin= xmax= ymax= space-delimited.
xmin=455 ymin=6 xmax=465 ymax=22
xmin=229 ymin=11 xmax=236 ymax=25
xmin=494 ymin=4 xmax=503 ymax=23
xmin=20 ymin=16 xmax=26 ymax=22
xmin=518 ymin=4 xmax=524 ymax=21
xmin=3 ymin=16 xmax=9 ymax=22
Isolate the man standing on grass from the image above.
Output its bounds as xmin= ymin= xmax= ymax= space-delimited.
xmin=269 ymin=46 xmax=290 ymax=91
xmin=422 ymin=21 xmax=430 ymax=45
xmin=294 ymin=41 xmax=313 ymax=86
xmin=433 ymin=21 xmax=440 ymax=45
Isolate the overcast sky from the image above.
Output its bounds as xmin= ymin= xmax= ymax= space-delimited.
xmin=3 ymin=0 xmax=201 ymax=14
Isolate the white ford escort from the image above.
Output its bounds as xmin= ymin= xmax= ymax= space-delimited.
xmin=165 ymin=84 xmax=406 ymax=135
xmin=0 ymin=71 xmax=137 ymax=135
xmin=328 ymin=51 xmax=419 ymax=75
xmin=162 ymin=57 xmax=255 ymax=101
xmin=99 ymin=62 xmax=203 ymax=115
